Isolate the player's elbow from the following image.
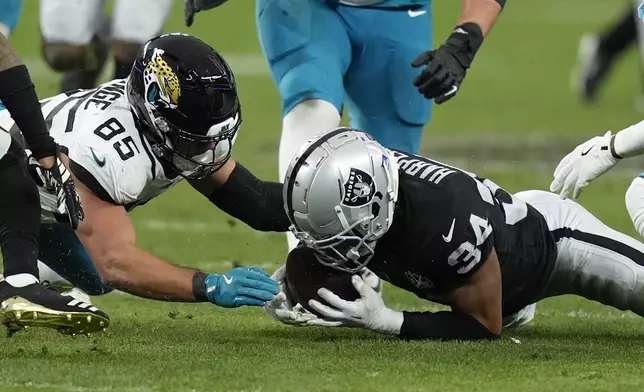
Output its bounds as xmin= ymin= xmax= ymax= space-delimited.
xmin=92 ymin=247 xmax=134 ymax=288
xmin=625 ymin=176 xmax=644 ymax=238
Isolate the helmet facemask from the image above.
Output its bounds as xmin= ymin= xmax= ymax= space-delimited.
xmin=150 ymin=110 xmax=240 ymax=179
xmin=291 ymin=202 xmax=383 ymax=274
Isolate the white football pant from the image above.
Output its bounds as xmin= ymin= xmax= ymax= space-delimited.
xmin=40 ymin=0 xmax=172 ymax=45
xmin=506 ymin=190 xmax=644 ymax=327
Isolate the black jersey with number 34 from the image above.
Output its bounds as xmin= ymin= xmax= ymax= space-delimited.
xmin=368 ymin=151 xmax=558 ymax=316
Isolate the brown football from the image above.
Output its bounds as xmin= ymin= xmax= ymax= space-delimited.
xmin=283 ymin=246 xmax=359 ymax=317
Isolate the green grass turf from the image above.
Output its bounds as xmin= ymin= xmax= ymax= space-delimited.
xmin=3 ymin=1 xmax=644 ymax=391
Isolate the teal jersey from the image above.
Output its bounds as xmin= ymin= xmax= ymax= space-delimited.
xmin=339 ymin=0 xmax=430 ymax=9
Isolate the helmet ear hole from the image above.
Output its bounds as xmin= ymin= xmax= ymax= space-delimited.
xmin=146 ymin=82 xmax=160 ymax=104
xmin=371 ymin=197 xmax=382 ymax=218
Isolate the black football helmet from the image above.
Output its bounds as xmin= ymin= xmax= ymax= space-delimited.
xmin=127 ymin=32 xmax=241 ymax=179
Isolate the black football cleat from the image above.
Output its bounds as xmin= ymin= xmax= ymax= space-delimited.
xmin=0 ymin=281 xmax=110 ymax=336
xmin=571 ymin=34 xmax=613 ymax=103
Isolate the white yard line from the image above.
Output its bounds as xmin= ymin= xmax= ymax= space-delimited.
xmin=1 ymin=382 xmax=155 ymax=392
xmin=136 ymin=219 xmax=271 ymax=238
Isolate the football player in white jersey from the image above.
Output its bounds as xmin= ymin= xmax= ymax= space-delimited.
xmin=1 ymin=33 xmax=287 ymax=318
xmin=39 ymin=0 xmax=172 ymax=93
xmin=550 ymin=122 xmax=644 ymax=239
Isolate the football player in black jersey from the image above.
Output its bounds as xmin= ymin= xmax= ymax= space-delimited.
xmin=0 ymin=33 xmax=109 ymax=335
xmin=275 ymin=127 xmax=644 ymax=340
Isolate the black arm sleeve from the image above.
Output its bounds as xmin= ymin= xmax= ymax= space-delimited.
xmin=399 ymin=310 xmax=499 ymax=341
xmin=207 ymin=163 xmax=291 ymax=232
xmin=495 ymin=0 xmax=506 ymax=8
xmin=0 ymin=65 xmax=56 ymax=160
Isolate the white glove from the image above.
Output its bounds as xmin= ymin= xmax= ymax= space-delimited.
xmin=360 ymin=268 xmax=384 ymax=297
xmin=264 ymin=264 xmax=343 ymax=327
xmin=308 ymin=275 xmax=403 ymax=334
xmin=550 ymin=131 xmax=620 ymax=199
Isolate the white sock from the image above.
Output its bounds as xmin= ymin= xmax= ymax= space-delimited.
xmin=37 ymin=260 xmax=69 ymax=286
xmin=279 ymin=99 xmax=341 ymax=251
xmin=4 ymin=273 xmax=39 ymax=287
xmin=0 ymin=23 xmax=10 ymax=38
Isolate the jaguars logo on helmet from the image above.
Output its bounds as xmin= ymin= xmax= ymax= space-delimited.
xmin=143 ymin=48 xmax=181 ymax=109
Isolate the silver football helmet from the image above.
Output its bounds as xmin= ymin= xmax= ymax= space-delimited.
xmin=283 ymin=127 xmax=399 ymax=273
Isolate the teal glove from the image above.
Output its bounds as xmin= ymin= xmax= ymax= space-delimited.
xmin=205 ymin=267 xmax=279 ymax=308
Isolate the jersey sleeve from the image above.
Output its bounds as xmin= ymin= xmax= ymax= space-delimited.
xmin=65 ymin=118 xmax=148 ymax=206
xmin=432 ymin=178 xmax=496 ymax=283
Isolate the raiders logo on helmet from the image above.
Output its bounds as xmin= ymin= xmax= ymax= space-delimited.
xmin=342 ymin=168 xmax=376 ymax=207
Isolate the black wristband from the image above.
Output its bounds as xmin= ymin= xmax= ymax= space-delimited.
xmin=609 ymin=134 xmax=623 ymax=160
xmin=192 ymin=271 xmax=209 ymax=302
xmin=445 ymin=22 xmax=484 ymax=69
xmin=0 ymin=65 xmax=56 ymax=160
xmin=399 ymin=310 xmax=499 ymax=341
xmin=494 ymin=0 xmax=506 ymax=8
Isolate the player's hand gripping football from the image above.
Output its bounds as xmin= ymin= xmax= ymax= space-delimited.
xmin=308 ymin=275 xmax=403 ymax=334
xmin=264 ymin=265 xmax=343 ymax=327
xmin=550 ymin=131 xmax=621 ymax=200
xmin=29 ymin=146 xmax=84 ymax=229
xmin=205 ymin=267 xmax=279 ymax=308
xmin=412 ymin=23 xmax=483 ymax=104
xmin=183 ymin=0 xmax=229 ymax=27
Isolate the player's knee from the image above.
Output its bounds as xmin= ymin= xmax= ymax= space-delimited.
xmin=41 ymin=42 xmax=92 ymax=72
xmin=0 ymin=141 xmax=37 ymax=207
xmin=111 ymin=41 xmax=140 ymax=65
xmin=283 ymin=99 xmax=341 ymax=136
xmin=625 ymin=176 xmax=644 ymax=238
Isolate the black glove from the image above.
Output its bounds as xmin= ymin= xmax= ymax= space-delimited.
xmin=412 ymin=23 xmax=484 ymax=104
xmin=184 ymin=0 xmax=229 ymax=27
xmin=29 ymin=146 xmax=84 ymax=230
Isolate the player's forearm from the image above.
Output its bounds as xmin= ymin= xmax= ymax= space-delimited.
xmin=99 ymin=245 xmax=201 ymax=302
xmin=613 ymin=120 xmax=644 ymax=158
xmin=457 ymin=0 xmax=504 ymax=36
xmin=0 ymin=34 xmax=57 ymax=161
xmin=0 ymin=34 xmax=21 ymax=71
xmin=398 ymin=310 xmax=500 ymax=341
xmin=203 ymin=163 xmax=291 ymax=232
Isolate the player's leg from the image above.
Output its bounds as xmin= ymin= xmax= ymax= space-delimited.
xmin=517 ymin=190 xmax=644 ymax=317
xmin=111 ymin=0 xmax=172 ymax=80
xmin=39 ymin=0 xmax=108 ymax=93
xmin=502 ymin=303 xmax=536 ymax=329
xmin=571 ymin=4 xmax=638 ymax=102
xmin=0 ymin=0 xmax=23 ymax=38
xmin=38 ymin=223 xmax=113 ymax=296
xmin=0 ymin=132 xmax=109 ymax=334
xmin=625 ymin=175 xmax=644 ymax=237
xmin=343 ymin=6 xmax=432 ymax=153
xmin=257 ymin=0 xmax=350 ymax=249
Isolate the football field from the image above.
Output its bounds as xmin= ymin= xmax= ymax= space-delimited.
xmin=4 ymin=1 xmax=644 ymax=391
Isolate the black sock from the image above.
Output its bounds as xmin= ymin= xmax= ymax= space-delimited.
xmin=0 ymin=138 xmax=41 ymax=278
xmin=599 ymin=6 xmax=638 ymax=59
xmin=113 ymin=57 xmax=133 ymax=80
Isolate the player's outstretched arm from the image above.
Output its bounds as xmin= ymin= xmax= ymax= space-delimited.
xmin=412 ymin=0 xmax=504 ymax=103
xmin=189 ymin=159 xmax=291 ymax=232
xmin=308 ymin=250 xmax=503 ymax=340
xmin=549 ymin=122 xmax=644 ymax=199
xmin=72 ymin=168 xmax=278 ymax=306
